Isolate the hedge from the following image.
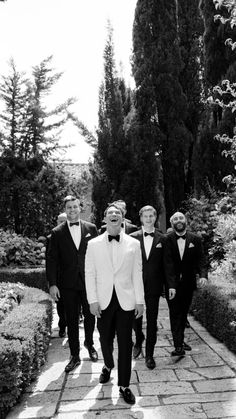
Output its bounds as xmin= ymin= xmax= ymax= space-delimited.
xmin=0 ymin=267 xmax=48 ymax=292
xmin=0 ymin=284 xmax=52 ymax=418
xmin=191 ymin=280 xmax=236 ymax=354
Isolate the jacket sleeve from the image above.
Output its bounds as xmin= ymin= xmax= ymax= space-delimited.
xmin=132 ymin=241 xmax=145 ymax=304
xmin=46 ymin=230 xmax=59 ymax=287
xmin=162 ymin=235 xmax=177 ymax=289
xmin=85 ymin=240 xmax=98 ymax=304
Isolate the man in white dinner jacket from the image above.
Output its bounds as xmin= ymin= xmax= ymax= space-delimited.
xmin=85 ymin=203 xmax=144 ymax=405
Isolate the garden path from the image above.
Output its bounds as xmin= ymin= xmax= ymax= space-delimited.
xmin=6 ymin=298 xmax=236 ymax=419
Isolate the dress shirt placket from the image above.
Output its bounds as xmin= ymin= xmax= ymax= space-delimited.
xmin=143 ymin=230 xmax=154 ymax=259
xmin=177 ymin=238 xmax=185 ymax=260
xmin=68 ymin=223 xmax=81 ymax=249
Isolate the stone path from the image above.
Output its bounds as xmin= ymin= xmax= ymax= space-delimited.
xmin=6 ymin=299 xmax=236 ymax=418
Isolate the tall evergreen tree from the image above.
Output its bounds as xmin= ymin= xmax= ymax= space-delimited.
xmin=132 ymin=0 xmax=191 ymax=220
xmin=0 ymin=57 xmax=77 ymax=234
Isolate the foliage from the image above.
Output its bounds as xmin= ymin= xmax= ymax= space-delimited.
xmin=191 ymin=276 xmax=236 ymax=354
xmin=132 ymin=0 xmax=202 ymax=220
xmin=0 ymin=284 xmax=52 ymax=418
xmin=0 ymin=229 xmax=45 ymax=267
xmin=0 ymin=282 xmax=24 ymax=324
xmin=0 ymin=57 xmax=90 ymax=236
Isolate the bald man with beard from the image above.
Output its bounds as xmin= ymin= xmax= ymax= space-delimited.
xmin=165 ymin=212 xmax=207 ymax=356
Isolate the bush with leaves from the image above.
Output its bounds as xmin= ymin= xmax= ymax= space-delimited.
xmin=0 ymin=229 xmax=45 ymax=267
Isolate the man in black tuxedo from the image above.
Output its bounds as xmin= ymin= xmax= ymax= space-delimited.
xmin=165 ymin=211 xmax=207 ymax=356
xmin=46 ymin=195 xmax=98 ymax=372
xmin=99 ymin=200 xmax=137 ymax=235
xmin=130 ymin=205 xmax=176 ymax=369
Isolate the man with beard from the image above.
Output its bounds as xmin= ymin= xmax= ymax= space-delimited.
xmin=165 ymin=212 xmax=207 ymax=356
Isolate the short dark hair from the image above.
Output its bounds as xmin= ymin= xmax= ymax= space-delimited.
xmin=104 ymin=203 xmax=124 ymax=217
xmin=64 ymin=195 xmax=79 ymax=206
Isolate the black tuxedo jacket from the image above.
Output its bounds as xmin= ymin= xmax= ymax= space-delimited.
xmin=165 ymin=230 xmax=208 ymax=290
xmin=130 ymin=228 xmax=174 ymax=297
xmin=46 ymin=220 xmax=98 ymax=290
xmin=99 ymin=220 xmax=137 ymax=235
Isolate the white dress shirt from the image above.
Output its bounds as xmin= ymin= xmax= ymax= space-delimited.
xmin=176 ymin=234 xmax=186 ymax=260
xmin=142 ymin=227 xmax=154 ymax=259
xmin=106 ymin=231 xmax=122 ymax=272
xmin=67 ymin=220 xmax=81 ymax=249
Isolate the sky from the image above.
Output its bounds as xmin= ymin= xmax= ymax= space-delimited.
xmin=0 ymin=0 xmax=137 ymax=162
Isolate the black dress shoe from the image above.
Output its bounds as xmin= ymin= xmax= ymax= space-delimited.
xmin=85 ymin=344 xmax=98 ymax=362
xmin=59 ymin=329 xmax=66 ymax=338
xmin=99 ymin=366 xmax=111 ymax=384
xmin=119 ymin=387 xmax=135 ymax=404
xmin=65 ymin=355 xmax=81 ymax=373
xmin=183 ymin=341 xmax=192 ymax=351
xmin=171 ymin=347 xmax=185 ymax=356
xmin=145 ymin=356 xmax=156 ymax=369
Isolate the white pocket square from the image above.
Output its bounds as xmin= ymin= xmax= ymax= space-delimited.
xmin=156 ymin=243 xmax=162 ymax=248
xmin=86 ymin=233 xmax=91 ymax=238
xmin=189 ymin=243 xmax=194 ymax=248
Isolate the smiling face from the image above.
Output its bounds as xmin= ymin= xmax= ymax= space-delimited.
xmin=65 ymin=199 xmax=81 ymax=222
xmin=104 ymin=205 xmax=124 ymax=234
xmin=170 ymin=212 xmax=187 ymax=233
xmin=141 ymin=209 xmax=156 ymax=231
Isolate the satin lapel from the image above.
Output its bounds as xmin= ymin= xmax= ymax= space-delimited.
xmin=148 ymin=230 xmax=160 ymax=258
xmin=172 ymin=233 xmax=182 ymax=262
xmin=182 ymin=232 xmax=190 ymax=261
xmin=136 ymin=231 xmax=146 ymax=261
xmin=64 ymin=223 xmax=78 ymax=252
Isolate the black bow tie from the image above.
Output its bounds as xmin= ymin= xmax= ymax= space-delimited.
xmin=176 ymin=234 xmax=186 ymax=240
xmin=70 ymin=222 xmax=80 ymax=227
xmin=108 ymin=234 xmax=120 ymax=242
xmin=144 ymin=232 xmax=154 ymax=237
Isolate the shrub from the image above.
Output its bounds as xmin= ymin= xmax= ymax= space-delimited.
xmin=0 ymin=267 xmax=48 ymax=292
xmin=191 ymin=275 xmax=236 ymax=353
xmin=0 ymin=284 xmax=52 ymax=418
xmin=0 ymin=229 xmax=46 ymax=268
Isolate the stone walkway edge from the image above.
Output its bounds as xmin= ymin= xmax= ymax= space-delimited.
xmin=6 ymin=298 xmax=236 ymax=419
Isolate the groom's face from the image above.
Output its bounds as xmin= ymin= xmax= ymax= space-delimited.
xmin=105 ymin=205 xmax=123 ymax=229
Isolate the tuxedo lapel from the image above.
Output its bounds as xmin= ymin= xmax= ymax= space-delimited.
xmin=148 ymin=230 xmax=160 ymax=258
xmin=63 ymin=222 xmax=78 ymax=252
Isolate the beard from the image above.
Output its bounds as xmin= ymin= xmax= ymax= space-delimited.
xmin=173 ymin=222 xmax=186 ymax=233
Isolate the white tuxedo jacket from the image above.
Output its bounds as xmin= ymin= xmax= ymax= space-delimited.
xmin=85 ymin=231 xmax=144 ymax=311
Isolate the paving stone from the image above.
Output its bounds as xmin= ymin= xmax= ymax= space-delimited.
xmin=137 ymin=369 xmax=177 ymax=382
xmin=57 ymin=403 xmax=206 ymax=419
xmin=162 ymin=391 xmax=236 ymax=405
xmin=25 ymin=363 xmax=65 ymax=392
xmin=192 ymin=352 xmax=224 ymax=367
xmin=176 ymin=365 xmax=235 ymax=381
xmin=65 ymin=370 xmax=137 ymax=388
xmin=139 ymin=381 xmax=194 ymax=396
xmin=194 ymin=378 xmax=236 ymax=393
xmin=6 ymin=391 xmax=60 ymax=419
xmin=202 ymin=400 xmax=236 ymax=418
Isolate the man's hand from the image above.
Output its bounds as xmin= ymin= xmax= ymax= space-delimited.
xmin=49 ymin=285 xmax=60 ymax=302
xmin=169 ymin=288 xmax=176 ymax=300
xmin=90 ymin=302 xmax=101 ymax=318
xmin=135 ymin=304 xmax=144 ymax=318
xmin=198 ymin=277 xmax=207 ymax=287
